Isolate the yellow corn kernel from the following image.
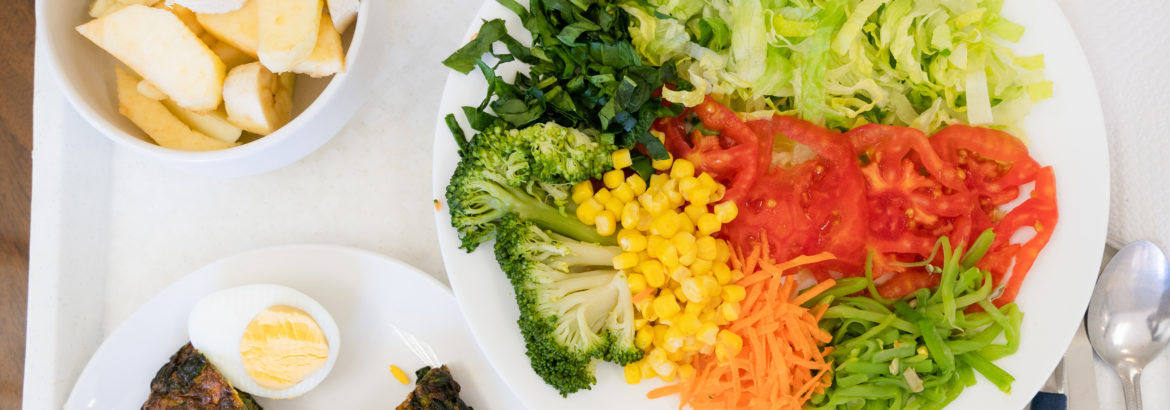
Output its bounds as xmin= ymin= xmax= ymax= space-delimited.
xmin=670 ymin=159 xmax=696 ymax=179
xmin=672 ymin=285 xmax=687 ymax=303
xmin=637 ymin=209 xmax=654 ymax=231
xmin=595 ymin=211 xmax=617 ymax=237
xmin=696 ymin=236 xmax=717 ymax=260
xmin=635 ymin=326 xmax=654 ymax=350
xmin=677 ymin=312 xmax=702 ymax=335
xmin=624 ymin=362 xmax=642 ymax=384
xmin=627 ymin=273 xmax=647 ymax=294
xmin=635 ymin=318 xmax=648 ymax=330
xmin=731 ymin=269 xmax=745 ymax=282
xmin=683 ymin=203 xmax=707 ymax=222
xmin=663 ymin=326 xmax=686 ymax=353
xmin=641 ymin=190 xmax=669 ymax=216
xmin=667 ymin=348 xmax=686 ymax=363
xmin=687 ymin=187 xmax=712 ymax=208
xmin=391 ymin=364 xmax=410 ymax=384
xmin=702 ymin=276 xmax=721 ymax=297
xmin=603 ymin=169 xmax=626 ymax=189
xmin=575 ymin=198 xmax=602 ymax=225
xmin=711 ymin=184 xmax=726 ymax=202
xmin=642 ymin=260 xmax=666 ymax=288
xmin=652 ymin=154 xmax=674 ymax=171
xmin=594 ymin=187 xmax=613 ymax=204
xmin=722 ymin=284 xmax=747 ymax=303
xmin=672 ymin=231 xmax=696 ymax=253
xmin=697 ymin=323 xmax=719 ymax=345
xmin=571 ymin=181 xmax=593 ymax=204
xmin=604 ymin=197 xmax=625 ymax=217
xmin=612 ymin=183 xmax=635 ymax=203
xmin=662 ymin=178 xmax=679 ymax=195
xmin=653 ymin=324 xmax=670 ymax=349
xmin=612 ymin=148 xmax=633 ymax=169
xmin=659 ymin=245 xmax=679 ymax=268
xmin=648 ymin=173 xmax=669 ymax=189
xmin=666 ymin=189 xmax=684 ymax=208
xmin=697 ymin=172 xmax=718 ymax=191
xmin=677 ymin=363 xmax=696 ymax=380
xmin=627 ymin=174 xmax=647 ymax=195
xmin=714 ymin=201 xmax=739 ymax=223
xmin=652 ymin=212 xmax=680 ymax=238
xmin=680 ymin=247 xmax=699 ymax=267
xmin=681 ymin=277 xmax=706 ymax=303
xmin=679 ymin=176 xmax=700 ymax=193
xmin=619 ymin=230 xmax=647 ymax=253
xmin=713 ymin=263 xmax=732 ymax=285
xmin=669 ymin=265 xmax=692 ymax=283
xmin=720 ymin=301 xmax=741 ymax=321
xmin=613 ymin=252 xmax=640 ymax=270
xmin=646 ymin=235 xmax=668 ymax=258
xmin=700 ymin=309 xmax=718 ymax=327
xmin=620 ymin=202 xmax=641 ymax=230
xmin=683 ymin=298 xmax=706 ymax=315
xmin=640 ymin=359 xmax=657 ymax=379
xmin=715 ymin=239 xmax=731 ymax=263
xmin=697 ymin=213 xmax=721 ymax=236
xmin=690 ymin=259 xmax=713 ymax=277
xmin=653 ymin=292 xmax=681 ymax=320
xmin=647 ymin=348 xmax=676 ymax=377
xmin=676 ymin=213 xmax=696 ymax=235
xmin=716 ymin=330 xmax=744 ymax=361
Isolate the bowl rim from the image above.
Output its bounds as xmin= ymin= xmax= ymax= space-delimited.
xmin=36 ymin=0 xmax=372 ymax=164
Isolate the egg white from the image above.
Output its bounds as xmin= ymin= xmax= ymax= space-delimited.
xmin=188 ymin=284 xmax=341 ymax=399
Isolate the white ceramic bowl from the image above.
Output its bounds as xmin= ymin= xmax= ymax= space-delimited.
xmin=36 ymin=0 xmax=386 ymax=177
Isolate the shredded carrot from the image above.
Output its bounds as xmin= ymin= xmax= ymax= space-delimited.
xmin=648 ymin=243 xmax=838 ymax=410
xmin=631 ymin=286 xmax=655 ymax=304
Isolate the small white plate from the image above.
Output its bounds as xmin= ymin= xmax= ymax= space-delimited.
xmin=65 ymin=244 xmax=521 ymax=409
xmin=431 ymin=0 xmax=1109 ymax=409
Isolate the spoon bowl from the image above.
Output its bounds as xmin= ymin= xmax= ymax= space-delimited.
xmin=1086 ymin=241 xmax=1170 ymax=410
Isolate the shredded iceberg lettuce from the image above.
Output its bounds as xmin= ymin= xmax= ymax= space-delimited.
xmin=621 ymin=0 xmax=1051 ymax=134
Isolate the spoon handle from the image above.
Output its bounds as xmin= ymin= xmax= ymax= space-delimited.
xmin=1118 ymin=366 xmax=1143 ymax=410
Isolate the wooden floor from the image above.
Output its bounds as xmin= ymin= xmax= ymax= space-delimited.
xmin=0 ymin=1 xmax=34 ymax=409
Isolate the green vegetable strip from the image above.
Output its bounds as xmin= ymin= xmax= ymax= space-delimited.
xmin=810 ymin=232 xmax=1024 ymax=408
xmin=958 ymin=353 xmax=1014 ymax=393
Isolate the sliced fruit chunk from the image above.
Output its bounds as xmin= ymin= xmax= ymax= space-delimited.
xmin=78 ymin=5 xmax=226 ymax=111
xmin=162 ymin=100 xmax=244 ymax=143
xmin=223 ymin=62 xmax=294 ymax=135
xmin=293 ymin=14 xmax=345 ymax=77
xmin=325 ymin=0 xmax=360 ymax=33
xmin=196 ymin=0 xmax=259 ymax=57
xmin=167 ymin=0 xmax=247 ymax=14
xmin=257 ymin=0 xmax=322 ymax=72
xmin=89 ymin=0 xmax=160 ymax=18
xmin=115 ymin=66 xmax=235 ymax=151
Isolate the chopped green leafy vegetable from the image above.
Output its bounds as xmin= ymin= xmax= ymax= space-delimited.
xmin=443 ymin=0 xmax=683 ymax=159
xmin=621 ymin=0 xmax=1051 ymax=134
xmin=805 ymin=231 xmax=1022 ymax=409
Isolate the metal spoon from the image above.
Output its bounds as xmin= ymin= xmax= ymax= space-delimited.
xmin=1086 ymin=241 xmax=1170 ymax=410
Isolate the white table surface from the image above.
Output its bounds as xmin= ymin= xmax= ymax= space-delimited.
xmin=24 ymin=0 xmax=1170 ymax=409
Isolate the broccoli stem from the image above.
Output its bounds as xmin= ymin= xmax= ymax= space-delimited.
xmin=504 ymin=185 xmax=616 ymax=246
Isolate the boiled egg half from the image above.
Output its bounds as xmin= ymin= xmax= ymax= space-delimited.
xmin=188 ymin=284 xmax=340 ymax=399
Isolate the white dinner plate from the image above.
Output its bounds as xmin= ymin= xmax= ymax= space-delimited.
xmin=431 ymin=1 xmax=1109 ymax=409
xmin=65 ymin=244 xmax=520 ymax=409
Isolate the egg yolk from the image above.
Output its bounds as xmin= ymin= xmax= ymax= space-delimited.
xmin=238 ymin=305 xmax=329 ymax=391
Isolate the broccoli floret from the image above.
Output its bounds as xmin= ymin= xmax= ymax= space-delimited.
xmin=495 ymin=215 xmax=642 ymax=396
xmin=446 ymin=123 xmax=616 ymax=251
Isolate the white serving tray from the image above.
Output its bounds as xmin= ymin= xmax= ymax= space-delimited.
xmin=23 ymin=1 xmax=516 ymax=408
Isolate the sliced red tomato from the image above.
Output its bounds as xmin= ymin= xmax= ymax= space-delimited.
xmin=655 ymin=100 xmax=1057 ymax=304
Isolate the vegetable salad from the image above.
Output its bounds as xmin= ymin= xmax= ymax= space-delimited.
xmin=442 ymin=0 xmax=1057 ymax=408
